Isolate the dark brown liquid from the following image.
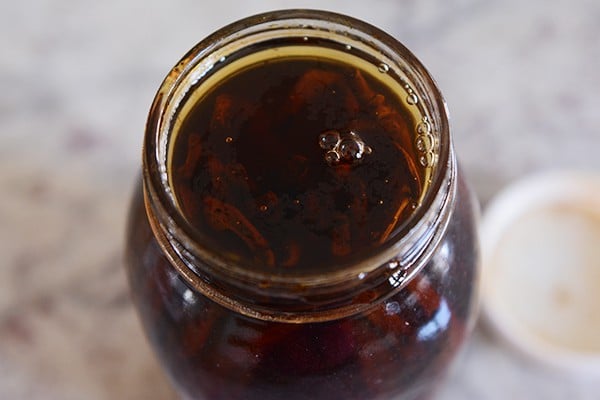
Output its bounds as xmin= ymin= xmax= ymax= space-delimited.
xmin=170 ymin=56 xmax=424 ymax=271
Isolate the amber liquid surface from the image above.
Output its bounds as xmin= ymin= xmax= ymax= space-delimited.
xmin=170 ymin=51 xmax=428 ymax=272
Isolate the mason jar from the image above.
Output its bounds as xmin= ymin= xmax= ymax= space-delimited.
xmin=126 ymin=9 xmax=479 ymax=400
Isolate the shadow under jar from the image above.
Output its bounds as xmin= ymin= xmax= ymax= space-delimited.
xmin=126 ymin=10 xmax=479 ymax=400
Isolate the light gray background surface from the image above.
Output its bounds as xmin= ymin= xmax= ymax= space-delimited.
xmin=1 ymin=1 xmax=599 ymax=398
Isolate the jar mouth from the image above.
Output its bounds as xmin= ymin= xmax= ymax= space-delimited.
xmin=143 ymin=9 xmax=453 ymax=319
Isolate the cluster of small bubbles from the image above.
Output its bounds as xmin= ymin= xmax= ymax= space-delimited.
xmin=318 ymin=130 xmax=372 ymax=166
xmin=378 ymin=62 xmax=389 ymax=73
xmin=414 ymin=116 xmax=437 ymax=167
xmin=402 ymin=83 xmax=419 ymax=105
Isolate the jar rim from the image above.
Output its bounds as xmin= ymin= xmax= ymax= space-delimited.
xmin=143 ymin=9 xmax=455 ymax=321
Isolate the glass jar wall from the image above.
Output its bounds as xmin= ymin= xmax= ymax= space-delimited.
xmin=126 ymin=10 xmax=479 ymax=400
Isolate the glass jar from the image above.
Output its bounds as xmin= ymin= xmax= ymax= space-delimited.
xmin=126 ymin=10 xmax=479 ymax=400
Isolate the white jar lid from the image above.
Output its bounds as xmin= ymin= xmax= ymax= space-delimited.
xmin=481 ymin=171 xmax=600 ymax=377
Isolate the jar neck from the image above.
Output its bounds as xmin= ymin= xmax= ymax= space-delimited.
xmin=142 ymin=10 xmax=455 ymax=323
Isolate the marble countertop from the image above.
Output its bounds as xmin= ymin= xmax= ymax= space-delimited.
xmin=1 ymin=0 xmax=599 ymax=398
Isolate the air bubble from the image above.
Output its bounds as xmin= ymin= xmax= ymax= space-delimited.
xmin=319 ymin=130 xmax=340 ymax=150
xmin=378 ymin=63 xmax=389 ymax=73
xmin=225 ymin=136 xmax=233 ymax=143
xmin=259 ymin=204 xmax=268 ymax=212
xmin=345 ymin=44 xmax=352 ymax=51
xmin=219 ymin=56 xmax=226 ymax=63
xmin=303 ymin=36 xmax=309 ymax=42
xmin=415 ymin=134 xmax=434 ymax=152
xmin=325 ymin=151 xmax=340 ymax=165
xmin=417 ymin=120 xmax=431 ymax=134
xmin=407 ymin=93 xmax=418 ymax=105
xmin=339 ymin=138 xmax=362 ymax=161
xmin=419 ymin=152 xmax=435 ymax=167
xmin=319 ymin=130 xmax=371 ymax=166
xmin=358 ymin=272 xmax=367 ymax=280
